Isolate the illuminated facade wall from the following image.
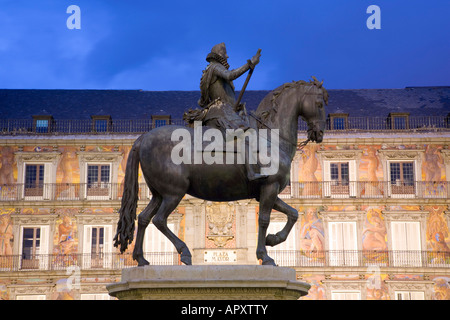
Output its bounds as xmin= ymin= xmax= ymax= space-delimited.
xmin=0 ymin=133 xmax=449 ymax=300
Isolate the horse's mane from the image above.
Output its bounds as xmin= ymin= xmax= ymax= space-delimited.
xmin=254 ymin=76 xmax=328 ymax=125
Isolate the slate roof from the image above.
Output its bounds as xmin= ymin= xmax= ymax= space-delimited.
xmin=0 ymin=86 xmax=448 ymax=120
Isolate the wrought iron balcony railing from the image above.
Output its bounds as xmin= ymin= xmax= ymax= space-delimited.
xmin=0 ymin=181 xmax=448 ymax=201
xmin=267 ymin=250 xmax=450 ymax=268
xmin=0 ymin=250 xmax=448 ymax=271
xmin=0 ymin=115 xmax=448 ymax=135
xmin=0 ymin=252 xmax=180 ymax=271
xmin=280 ymin=180 xmax=449 ymax=199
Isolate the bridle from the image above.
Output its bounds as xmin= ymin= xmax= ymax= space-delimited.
xmin=249 ymin=84 xmax=324 ymax=151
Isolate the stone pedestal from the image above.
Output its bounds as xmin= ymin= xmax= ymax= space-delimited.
xmin=107 ymin=265 xmax=310 ymax=300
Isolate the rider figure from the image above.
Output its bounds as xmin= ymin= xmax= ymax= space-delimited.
xmin=195 ymin=43 xmax=266 ymax=181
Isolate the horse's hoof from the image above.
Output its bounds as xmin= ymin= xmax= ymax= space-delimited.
xmin=180 ymin=253 xmax=192 ymax=265
xmin=134 ymin=255 xmax=150 ymax=267
xmin=261 ymin=257 xmax=277 ymax=266
xmin=266 ymin=233 xmax=279 ymax=247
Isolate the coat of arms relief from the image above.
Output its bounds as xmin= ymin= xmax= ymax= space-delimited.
xmin=205 ymin=202 xmax=235 ymax=247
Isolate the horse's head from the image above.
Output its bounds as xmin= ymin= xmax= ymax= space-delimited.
xmin=299 ymin=78 xmax=328 ymax=143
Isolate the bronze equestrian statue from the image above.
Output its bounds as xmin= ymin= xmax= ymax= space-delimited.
xmin=114 ymin=43 xmax=328 ymax=266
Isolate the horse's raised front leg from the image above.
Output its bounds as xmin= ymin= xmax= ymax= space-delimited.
xmin=256 ymin=183 xmax=279 ymax=266
xmin=266 ymin=197 xmax=298 ymax=247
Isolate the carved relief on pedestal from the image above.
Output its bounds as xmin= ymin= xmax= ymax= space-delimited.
xmin=205 ymin=202 xmax=235 ymax=248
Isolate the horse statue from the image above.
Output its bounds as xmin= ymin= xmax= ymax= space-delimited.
xmin=113 ymin=77 xmax=328 ymax=266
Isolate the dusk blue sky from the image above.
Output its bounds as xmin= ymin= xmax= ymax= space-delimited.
xmin=0 ymin=0 xmax=449 ymax=91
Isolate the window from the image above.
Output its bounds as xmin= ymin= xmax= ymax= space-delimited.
xmin=77 ymin=151 xmax=123 ymax=200
xmin=328 ymin=113 xmax=348 ymax=130
xmin=322 ymin=158 xmax=358 ymax=198
xmin=94 ymin=119 xmax=108 ymax=132
xmin=21 ymin=227 xmax=40 ymax=269
xmin=91 ymin=227 xmax=104 ymax=268
xmin=152 ymin=115 xmax=171 ymax=129
xmin=87 ymin=164 xmax=111 ymax=198
xmin=331 ymin=291 xmax=361 ymax=300
xmin=333 ymin=118 xmax=346 ymax=130
xmin=328 ymin=222 xmax=358 ymax=266
xmin=83 ymin=225 xmax=113 ymax=268
xmin=388 ymin=113 xmax=409 ymax=130
xmin=32 ymin=115 xmax=53 ymax=133
xmin=24 ymin=164 xmax=44 ymax=197
xmin=35 ymin=120 xmax=49 ymax=133
xmin=391 ymin=221 xmax=422 ymax=266
xmin=16 ymin=152 xmax=60 ymax=200
xmin=330 ymin=162 xmax=349 ymax=194
xmin=154 ymin=119 xmax=166 ymax=127
xmin=91 ymin=115 xmax=111 ymax=133
xmin=395 ymin=291 xmax=424 ymax=300
xmin=20 ymin=226 xmax=49 ymax=270
xmin=390 ymin=162 xmax=415 ymax=195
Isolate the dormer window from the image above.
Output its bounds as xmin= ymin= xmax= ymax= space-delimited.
xmin=91 ymin=115 xmax=112 ymax=133
xmin=151 ymin=115 xmax=171 ymax=128
xmin=32 ymin=115 xmax=53 ymax=133
xmin=388 ymin=113 xmax=409 ymax=130
xmin=328 ymin=113 xmax=348 ymax=130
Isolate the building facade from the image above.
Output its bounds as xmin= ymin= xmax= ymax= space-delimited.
xmin=0 ymin=88 xmax=449 ymax=300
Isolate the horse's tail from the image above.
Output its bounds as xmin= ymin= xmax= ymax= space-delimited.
xmin=113 ymin=134 xmax=144 ymax=253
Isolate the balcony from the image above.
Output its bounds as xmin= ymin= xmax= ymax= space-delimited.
xmin=0 ymin=252 xmax=180 ymax=271
xmin=0 ymin=181 xmax=448 ymax=202
xmin=0 ymin=250 xmax=448 ymax=271
xmin=267 ymin=250 xmax=450 ymax=268
xmin=278 ymin=181 xmax=449 ymax=199
xmin=0 ymin=115 xmax=448 ymax=135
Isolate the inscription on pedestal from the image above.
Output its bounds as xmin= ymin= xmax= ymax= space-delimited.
xmin=204 ymin=250 xmax=237 ymax=263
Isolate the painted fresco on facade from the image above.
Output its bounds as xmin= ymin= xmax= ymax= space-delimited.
xmin=299 ymin=145 xmax=321 ymax=196
xmin=432 ymin=276 xmax=450 ymax=300
xmin=299 ymin=207 xmax=325 ymax=262
xmin=53 ymin=209 xmax=78 ymax=256
xmin=359 ymin=146 xmax=384 ymax=196
xmin=362 ymin=207 xmax=388 ymax=264
xmin=366 ymin=274 xmax=390 ymax=300
xmin=425 ymin=206 xmax=450 ymax=264
xmin=0 ymin=209 xmax=14 ymax=256
xmin=299 ymin=275 xmax=326 ymax=300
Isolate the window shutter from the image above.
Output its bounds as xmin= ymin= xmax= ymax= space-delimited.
xmin=331 ymin=292 xmax=345 ymax=300
xmin=343 ymin=222 xmax=358 ymax=265
xmin=323 ymin=162 xmax=331 ymax=197
xmin=406 ymin=221 xmax=422 ymax=266
xmin=43 ymin=163 xmax=52 ymax=200
xmin=410 ymin=291 xmax=425 ymax=300
xmin=328 ymin=222 xmax=357 ymax=266
xmin=328 ymin=222 xmax=339 ymax=251
xmin=331 ymin=291 xmax=360 ymax=300
xmin=346 ymin=291 xmax=361 ymax=300
xmin=405 ymin=222 xmax=421 ymax=251
xmin=103 ymin=225 xmax=113 ymax=268
xmin=391 ymin=222 xmax=407 ymax=251
xmin=144 ymin=223 xmax=176 ymax=253
xmin=391 ymin=222 xmax=421 ymax=266
xmin=38 ymin=225 xmax=50 ymax=270
xmin=83 ymin=225 xmax=92 ymax=268
xmin=348 ymin=160 xmax=357 ymax=197
xmin=328 ymin=222 xmax=341 ymax=266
